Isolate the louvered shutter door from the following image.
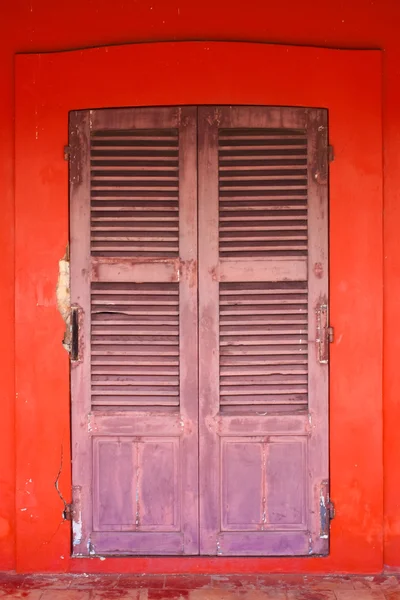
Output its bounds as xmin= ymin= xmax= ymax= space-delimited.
xmin=70 ymin=107 xmax=199 ymax=556
xmin=198 ymin=107 xmax=329 ymax=556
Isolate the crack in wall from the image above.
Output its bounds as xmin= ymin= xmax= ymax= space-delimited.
xmin=54 ymin=443 xmax=69 ymax=519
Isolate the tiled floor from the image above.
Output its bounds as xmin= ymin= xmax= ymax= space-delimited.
xmin=0 ymin=574 xmax=399 ymax=600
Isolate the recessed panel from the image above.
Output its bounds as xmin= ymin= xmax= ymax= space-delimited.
xmin=221 ymin=436 xmax=307 ymax=533
xmin=266 ymin=437 xmax=306 ymax=526
xmin=93 ymin=437 xmax=180 ymax=532
xmin=140 ymin=440 xmax=179 ymax=528
xmin=94 ymin=438 xmax=136 ymax=529
xmin=222 ymin=440 xmax=262 ymax=530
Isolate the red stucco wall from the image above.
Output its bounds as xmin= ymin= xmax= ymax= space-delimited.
xmin=1 ymin=0 xmax=400 ymax=573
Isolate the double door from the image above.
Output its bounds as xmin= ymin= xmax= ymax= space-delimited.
xmin=69 ymin=105 xmax=329 ymax=556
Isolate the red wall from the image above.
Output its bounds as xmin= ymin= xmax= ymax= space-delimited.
xmin=1 ymin=0 xmax=400 ymax=573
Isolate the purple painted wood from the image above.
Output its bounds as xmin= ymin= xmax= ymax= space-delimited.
xmin=70 ymin=106 xmax=199 ymax=556
xmin=70 ymin=110 xmax=93 ymax=556
xmin=198 ymin=108 xmax=221 ymax=555
xmin=198 ymin=106 xmax=329 ymax=556
xmin=306 ymin=108 xmax=330 ymax=555
xmin=71 ymin=105 xmax=329 ymax=557
xmin=221 ymin=437 xmax=306 ymax=532
xmin=93 ymin=437 xmax=180 ymax=533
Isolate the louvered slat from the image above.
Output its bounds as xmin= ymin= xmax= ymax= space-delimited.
xmin=91 ymin=129 xmax=179 ymax=258
xmin=219 ymin=282 xmax=308 ymax=408
xmin=91 ymin=282 xmax=180 ymax=408
xmin=219 ymin=128 xmax=308 ymax=259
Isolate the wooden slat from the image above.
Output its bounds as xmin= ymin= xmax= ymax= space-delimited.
xmin=218 ymin=125 xmax=308 ymax=260
xmin=91 ymin=258 xmax=180 ymax=283
xmin=90 ymin=282 xmax=180 ymax=408
xmin=219 ymin=273 xmax=308 ymax=413
xmin=90 ymin=412 xmax=183 ymax=436
xmin=212 ymin=413 xmax=309 ymax=436
xmin=90 ymin=106 xmax=180 ymax=131
xmin=90 ymin=126 xmax=179 ymax=258
xmin=218 ymin=259 xmax=307 ymax=282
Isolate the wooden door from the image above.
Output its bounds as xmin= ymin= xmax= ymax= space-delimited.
xmin=70 ymin=107 xmax=198 ymax=555
xmin=198 ymin=106 xmax=329 ymax=556
xmin=70 ymin=105 xmax=330 ymax=557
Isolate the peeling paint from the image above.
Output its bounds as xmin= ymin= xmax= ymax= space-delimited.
xmin=73 ymin=517 xmax=83 ymax=546
xmin=56 ymin=245 xmax=71 ymax=352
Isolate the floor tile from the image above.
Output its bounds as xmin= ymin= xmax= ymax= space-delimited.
xmin=287 ymin=591 xmax=335 ymax=600
xmin=148 ymin=591 xmax=190 ymax=600
xmin=41 ymin=591 xmax=91 ymax=600
xmin=69 ymin=575 xmax=118 ymax=589
xmin=243 ymin=591 xmax=287 ymax=600
xmin=190 ymin=590 xmax=243 ymax=600
xmin=91 ymin=591 xmax=141 ymax=600
xmin=21 ymin=575 xmax=72 ymax=590
xmin=117 ymin=577 xmax=165 ymax=590
xmin=0 ymin=573 xmax=398 ymax=600
xmin=211 ymin=576 xmax=258 ymax=590
xmin=164 ymin=576 xmax=211 ymax=590
xmin=301 ymin=578 xmax=355 ymax=592
xmin=335 ymin=591 xmax=386 ymax=600
xmin=0 ymin=592 xmax=43 ymax=600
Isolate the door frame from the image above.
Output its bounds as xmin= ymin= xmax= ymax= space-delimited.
xmin=14 ymin=42 xmax=383 ymax=573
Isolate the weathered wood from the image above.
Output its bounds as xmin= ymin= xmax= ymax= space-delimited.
xmin=70 ymin=106 xmax=199 ymax=556
xmin=71 ymin=104 xmax=329 ymax=558
xmin=198 ymin=107 xmax=221 ymax=555
xmin=198 ymin=105 xmax=329 ymax=557
xmin=70 ymin=110 xmax=92 ymax=556
xmin=306 ymin=108 xmax=330 ymax=555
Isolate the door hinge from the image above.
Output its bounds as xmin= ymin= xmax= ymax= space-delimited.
xmin=64 ymin=145 xmax=71 ymax=161
xmin=327 ymin=498 xmax=336 ymax=521
xmin=320 ymin=480 xmax=335 ymax=538
xmin=328 ymin=145 xmax=335 ymax=163
xmin=316 ymin=303 xmax=334 ymax=364
xmin=63 ymin=503 xmax=75 ymax=521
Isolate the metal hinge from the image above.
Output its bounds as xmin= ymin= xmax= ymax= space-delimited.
xmin=320 ymin=480 xmax=335 ymax=538
xmin=64 ymin=145 xmax=71 ymax=161
xmin=328 ymin=145 xmax=334 ymax=163
xmin=63 ymin=503 xmax=75 ymax=521
xmin=327 ymin=498 xmax=336 ymax=521
xmin=316 ymin=304 xmax=334 ymax=364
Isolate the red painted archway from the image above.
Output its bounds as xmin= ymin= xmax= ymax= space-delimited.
xmin=14 ymin=41 xmax=382 ymax=573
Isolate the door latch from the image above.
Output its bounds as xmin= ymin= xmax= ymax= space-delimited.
xmin=71 ymin=305 xmax=83 ymax=362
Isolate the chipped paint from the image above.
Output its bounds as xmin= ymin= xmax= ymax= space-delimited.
xmin=56 ymin=245 xmax=71 ymax=352
xmin=73 ymin=517 xmax=83 ymax=546
xmin=319 ymin=480 xmax=331 ymax=539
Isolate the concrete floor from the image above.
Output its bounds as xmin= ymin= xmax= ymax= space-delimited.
xmin=0 ymin=574 xmax=400 ymax=600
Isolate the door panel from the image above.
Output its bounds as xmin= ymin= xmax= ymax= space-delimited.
xmin=93 ymin=437 xmax=180 ymax=532
xmin=198 ymin=106 xmax=329 ymax=556
xmin=70 ymin=107 xmax=198 ymax=556
xmin=70 ymin=105 xmax=329 ymax=557
xmin=221 ymin=437 xmax=307 ymax=531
